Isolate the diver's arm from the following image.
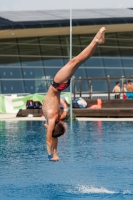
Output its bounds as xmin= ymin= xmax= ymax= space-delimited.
xmin=46 ymin=119 xmax=55 ymax=157
xmin=52 ymin=137 xmax=59 ymax=161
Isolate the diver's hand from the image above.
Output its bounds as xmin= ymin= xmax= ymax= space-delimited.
xmin=49 ymin=154 xmax=59 ymax=161
xmin=46 ymin=141 xmax=52 ymax=155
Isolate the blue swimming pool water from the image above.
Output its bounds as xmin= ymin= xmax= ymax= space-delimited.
xmin=0 ymin=120 xmax=133 ymax=200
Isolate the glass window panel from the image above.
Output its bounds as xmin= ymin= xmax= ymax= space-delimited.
xmin=63 ymin=58 xmax=70 ymax=65
xmin=18 ymin=38 xmax=43 ymax=67
xmin=80 ymin=36 xmax=103 ymax=67
xmin=22 ymin=68 xmax=35 ymax=79
xmin=105 ymin=68 xmax=124 ymax=77
xmin=85 ymin=56 xmax=103 ymax=67
xmin=39 ymin=36 xmax=62 ymax=56
xmin=23 ymin=80 xmax=35 ymax=94
xmin=103 ymin=32 xmax=117 ymax=47
xmin=74 ymin=68 xmax=87 ymax=78
xmin=118 ymin=33 xmax=133 ymax=69
xmin=101 ymin=33 xmax=124 ymax=77
xmin=80 ymin=34 xmax=96 ymax=45
xmin=72 ymin=47 xmax=81 ymax=57
xmin=86 ymin=68 xmax=106 ymax=78
xmin=37 ymin=80 xmax=48 ymax=93
xmin=81 ymin=50 xmax=102 ymax=73
xmin=60 ymin=36 xmax=69 ymax=57
xmin=61 ymin=46 xmax=69 ymax=58
xmin=60 ymin=35 xmax=69 ymax=45
xmin=21 ymin=67 xmax=45 ymax=79
xmin=91 ymin=80 xmax=107 ymax=92
xmin=34 ymin=67 xmax=45 ymax=79
xmin=74 ymin=79 xmax=89 ymax=93
xmin=21 ymin=59 xmax=43 ymax=66
xmin=60 ymin=36 xmax=70 ymax=66
xmin=103 ymin=57 xmax=123 ymax=68
xmin=43 ymin=58 xmax=64 ymax=67
xmin=1 ymin=81 xmax=25 ymax=94
xmin=0 ymin=38 xmax=20 ymax=66
xmin=86 ymin=69 xmax=107 ymax=91
xmin=124 ymin=69 xmax=133 ymax=77
xmin=41 ymin=46 xmax=63 ymax=57
xmin=0 ymin=38 xmax=18 ymax=55
xmin=39 ymin=36 xmax=64 ymax=68
xmin=122 ymin=57 xmax=133 ymax=68
xmin=0 ymin=38 xmax=17 ymax=43
xmin=0 ymin=67 xmax=22 ymax=79
xmin=101 ymin=33 xmax=123 ymax=69
xmin=39 ymin=36 xmax=60 ymax=45
xmin=101 ymin=46 xmax=120 ymax=57
xmin=118 ymin=38 xmax=133 ymax=49
xmin=44 ymin=66 xmax=59 ymax=79
xmin=0 ymin=57 xmax=20 ymax=66
xmin=18 ymin=37 xmax=40 ymax=56
xmin=102 ymin=44 xmax=123 ymax=69
xmin=119 ymin=48 xmax=133 ymax=57
xmin=117 ymin=32 xmax=133 ymax=39
xmin=117 ymin=32 xmax=133 ymax=57
xmin=18 ymin=37 xmax=39 ymax=44
xmin=72 ymin=35 xmax=81 ymax=56
xmin=62 ymin=33 xmax=92 ymax=44
xmin=73 ymin=68 xmax=88 ymax=91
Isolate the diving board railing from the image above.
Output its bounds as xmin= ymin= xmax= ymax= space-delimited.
xmin=73 ymin=76 xmax=133 ymax=100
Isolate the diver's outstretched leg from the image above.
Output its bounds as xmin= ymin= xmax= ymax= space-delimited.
xmin=54 ymin=27 xmax=106 ymax=83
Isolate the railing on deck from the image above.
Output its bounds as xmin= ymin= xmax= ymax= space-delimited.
xmin=73 ymin=76 xmax=133 ymax=100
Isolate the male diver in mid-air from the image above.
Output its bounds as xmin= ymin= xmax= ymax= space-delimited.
xmin=42 ymin=27 xmax=106 ymax=161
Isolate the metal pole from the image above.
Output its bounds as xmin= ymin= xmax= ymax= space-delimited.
xmin=89 ymin=78 xmax=92 ymax=99
xmin=107 ymin=75 xmax=110 ymax=100
xmin=70 ymin=0 xmax=73 ymax=128
xmin=121 ymin=76 xmax=124 ymax=99
xmin=79 ymin=77 xmax=82 ymax=97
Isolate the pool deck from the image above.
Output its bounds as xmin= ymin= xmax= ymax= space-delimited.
xmin=1 ymin=113 xmax=133 ymax=121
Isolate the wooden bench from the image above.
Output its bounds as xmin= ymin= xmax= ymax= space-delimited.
xmin=16 ymin=109 xmax=43 ymax=117
xmin=72 ymin=100 xmax=133 ymax=117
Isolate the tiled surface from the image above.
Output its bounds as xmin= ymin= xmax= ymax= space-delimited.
xmin=0 ymin=114 xmax=133 ymax=121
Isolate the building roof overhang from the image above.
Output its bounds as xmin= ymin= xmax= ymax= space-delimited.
xmin=0 ymin=9 xmax=133 ymax=38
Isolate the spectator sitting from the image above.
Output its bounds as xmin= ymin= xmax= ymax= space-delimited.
xmin=26 ymin=100 xmax=34 ymax=109
xmin=34 ymin=101 xmax=42 ymax=109
xmin=112 ymin=81 xmax=120 ymax=99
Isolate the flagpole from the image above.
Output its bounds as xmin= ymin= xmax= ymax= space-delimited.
xmin=70 ymin=0 xmax=73 ymax=128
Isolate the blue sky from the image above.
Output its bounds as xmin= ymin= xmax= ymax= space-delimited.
xmin=0 ymin=0 xmax=133 ymax=11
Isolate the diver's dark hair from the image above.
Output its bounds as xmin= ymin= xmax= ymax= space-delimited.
xmin=52 ymin=121 xmax=66 ymax=138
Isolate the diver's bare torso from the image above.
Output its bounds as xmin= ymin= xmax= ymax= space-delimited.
xmin=42 ymin=85 xmax=60 ymax=123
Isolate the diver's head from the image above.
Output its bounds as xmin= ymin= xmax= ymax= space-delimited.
xmin=52 ymin=121 xmax=66 ymax=138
